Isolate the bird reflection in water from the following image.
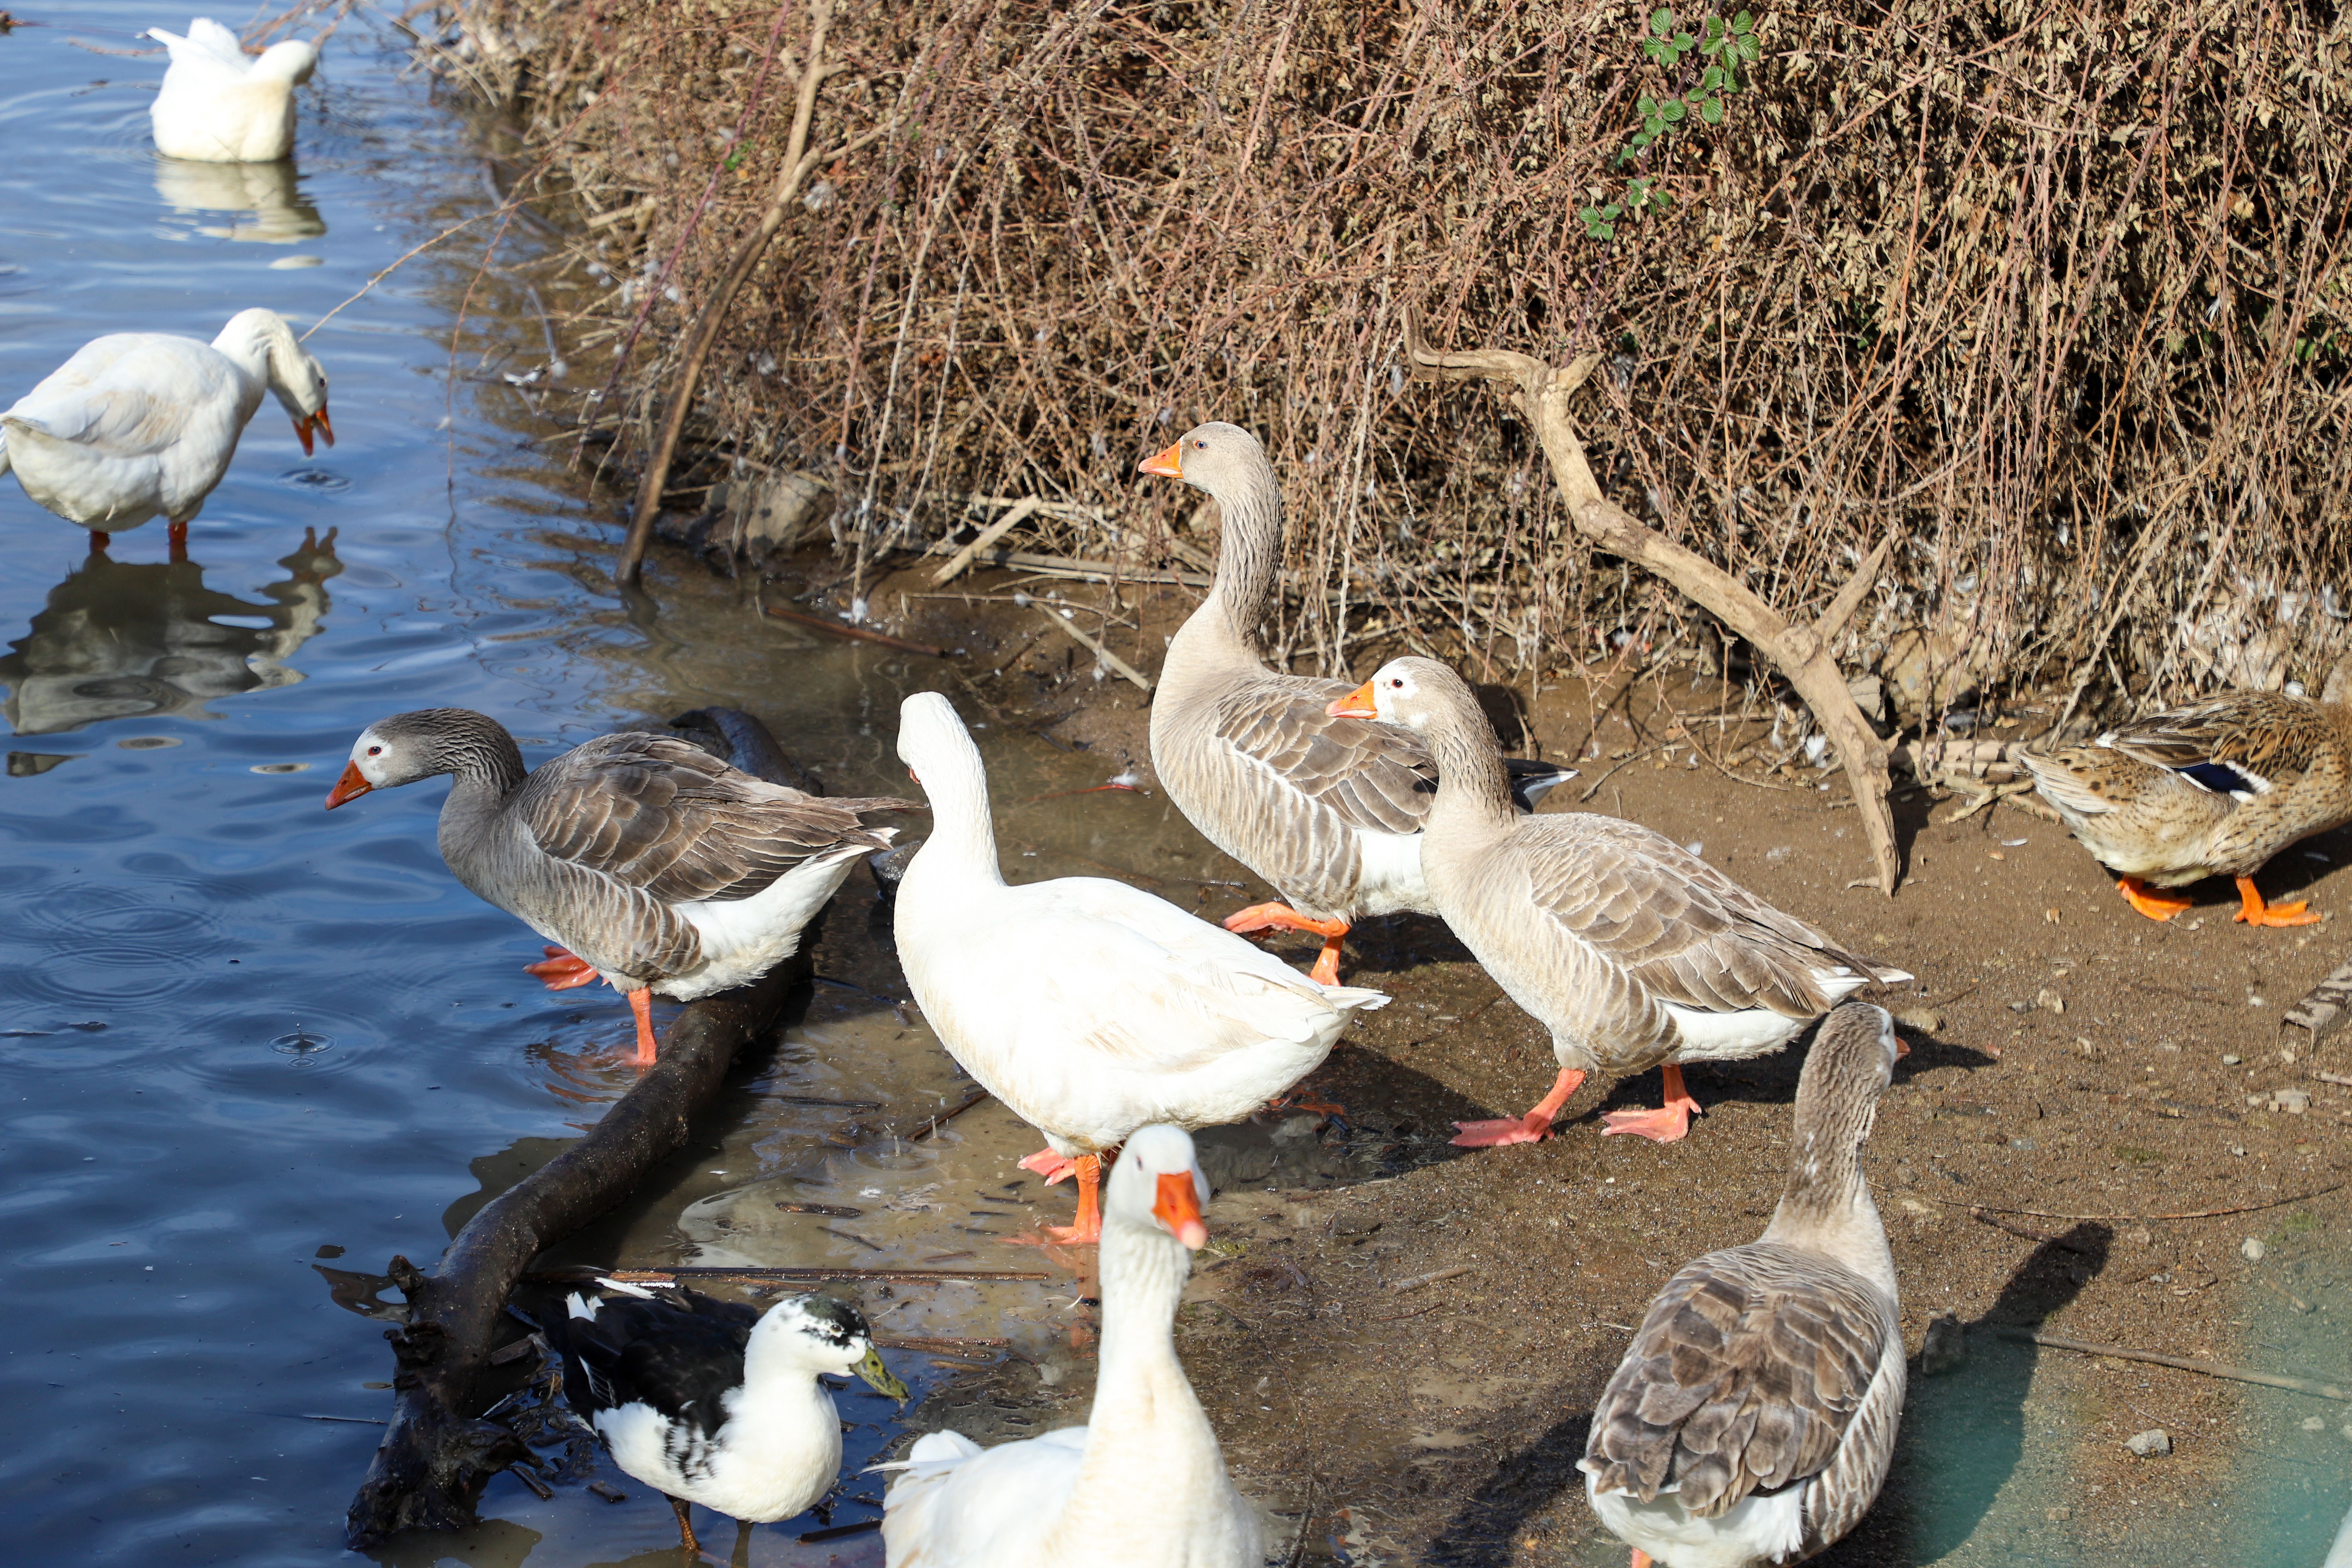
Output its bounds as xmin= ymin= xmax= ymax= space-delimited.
xmin=152 ymin=156 xmax=326 ymax=246
xmin=0 ymin=527 xmax=340 ymax=735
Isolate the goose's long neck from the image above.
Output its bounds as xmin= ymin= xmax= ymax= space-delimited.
xmin=1760 ymin=1088 xmax=1896 ymax=1297
xmin=210 ymin=311 xmax=296 ymax=400
xmin=1066 ymin=1218 xmax=1222 ymax=1515
xmin=917 ymin=746 xmax=1006 ymax=887
xmin=1419 ymin=694 xmax=1519 ymax=840
xmin=1168 ymin=472 xmax=1283 ymax=678
xmin=437 ymin=727 xmax=529 ymax=824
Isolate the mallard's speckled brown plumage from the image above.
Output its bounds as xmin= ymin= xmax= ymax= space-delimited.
xmin=2022 ymin=691 xmax=2352 ymax=925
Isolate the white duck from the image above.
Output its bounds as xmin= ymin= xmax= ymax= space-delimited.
xmin=892 ymin=692 xmax=1387 ymax=1242
xmin=148 ymin=18 xmax=318 ymax=163
xmin=0 ymin=309 xmax=331 ymax=556
xmin=880 ymin=1125 xmax=1261 ymax=1568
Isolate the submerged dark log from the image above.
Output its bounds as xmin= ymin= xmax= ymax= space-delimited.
xmin=344 ymin=710 xmax=819 ymax=1549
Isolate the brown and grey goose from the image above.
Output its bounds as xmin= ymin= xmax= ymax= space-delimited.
xmin=323 ymin=709 xmax=911 ymax=1063
xmin=1137 ymin=422 xmax=1572 ymax=984
xmin=1579 ymin=1002 xmax=1907 ymax=1568
xmin=1328 ymin=658 xmax=1908 ymax=1145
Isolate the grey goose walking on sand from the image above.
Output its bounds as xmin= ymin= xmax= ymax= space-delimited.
xmin=324 ymin=709 xmax=913 ymax=1063
xmin=1580 ymin=1003 xmax=1907 ymax=1568
xmin=1136 ymin=423 xmax=1573 ymax=985
xmin=527 ymin=1282 xmax=908 ymax=1553
xmin=1328 ymin=659 xmax=1908 ymax=1146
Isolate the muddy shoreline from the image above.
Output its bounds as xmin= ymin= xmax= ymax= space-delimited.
xmin=608 ymin=534 xmax=2352 ymax=1564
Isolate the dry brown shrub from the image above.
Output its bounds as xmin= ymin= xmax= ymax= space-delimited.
xmin=430 ymin=0 xmax=2352 ymax=721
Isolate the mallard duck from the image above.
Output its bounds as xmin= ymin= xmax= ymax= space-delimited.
xmin=891 ymin=692 xmax=1387 ymax=1241
xmin=0 ymin=308 xmax=331 ymax=556
xmin=1329 ymin=658 xmax=1908 ymax=1146
xmin=1580 ymin=1003 xmax=1906 ymax=1568
xmin=147 ymin=17 xmax=318 ymax=163
xmin=1137 ymin=423 xmax=1573 ymax=984
xmin=2021 ymin=690 xmax=2352 ymax=927
xmin=879 ymin=1125 xmax=1261 ymax=1567
xmin=530 ymin=1282 xmax=906 ymax=1552
xmin=323 ymin=709 xmax=912 ymax=1063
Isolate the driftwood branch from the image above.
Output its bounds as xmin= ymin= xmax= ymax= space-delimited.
xmin=1402 ymin=305 xmax=1902 ymax=894
xmin=618 ymin=0 xmax=849 ymax=585
xmin=344 ymin=712 xmax=819 ymax=1549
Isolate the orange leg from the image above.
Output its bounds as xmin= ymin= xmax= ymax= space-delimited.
xmin=1266 ymin=1085 xmax=1346 ymax=1117
xmin=628 ymin=987 xmax=658 ymax=1066
xmin=1601 ymin=1062 xmax=1703 ymax=1143
xmin=1019 ymin=1147 xmax=1081 ymax=1184
xmin=1451 ymin=1067 xmax=1586 ymax=1148
xmin=1632 ymin=1553 xmax=1654 ymax=1568
xmin=1222 ymin=902 xmax=1351 ymax=984
xmin=167 ymin=519 xmax=188 ymax=562
xmin=2234 ymin=875 xmax=2320 ymax=928
xmin=1041 ymin=1155 xmax=1104 ymax=1245
xmin=523 ymin=945 xmax=600 ymax=991
xmin=2116 ymin=876 xmax=2192 ymax=921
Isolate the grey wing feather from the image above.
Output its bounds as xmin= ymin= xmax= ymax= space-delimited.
xmin=1522 ymin=815 xmax=1898 ymax=1017
xmin=1582 ymin=1242 xmax=1891 ymax=1518
xmin=2102 ymin=693 xmax=2335 ymax=784
xmin=1214 ymin=676 xmax=1437 ymax=838
xmin=519 ymin=732 xmax=903 ymax=905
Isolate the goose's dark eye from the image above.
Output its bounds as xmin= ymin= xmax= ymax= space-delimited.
xmin=367 ymin=746 xmax=382 ymax=757
xmin=1193 ymin=439 xmax=1205 ymax=449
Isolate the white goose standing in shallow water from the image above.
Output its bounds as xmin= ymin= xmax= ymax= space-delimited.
xmin=879 ymin=1125 xmax=1261 ymax=1568
xmin=1580 ymin=1003 xmax=1908 ymax=1568
xmin=147 ymin=17 xmax=318 ymax=163
xmin=0 ymin=308 xmax=331 ymax=556
xmin=530 ymin=1284 xmax=908 ymax=1553
xmin=324 ymin=709 xmax=913 ymax=1063
xmin=1137 ymin=422 xmax=1573 ymax=985
xmin=1330 ymin=658 xmax=1908 ymax=1146
xmin=891 ymin=692 xmax=1387 ymax=1242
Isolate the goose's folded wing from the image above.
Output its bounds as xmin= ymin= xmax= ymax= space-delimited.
xmin=519 ymin=732 xmax=907 ymax=904
xmin=149 ymin=18 xmax=253 ymax=78
xmin=884 ymin=1426 xmax=1086 ymax=1564
xmin=1213 ymin=678 xmax=1438 ymax=837
xmin=1522 ymin=816 xmax=1882 ymax=1016
xmin=2101 ymin=694 xmax=2337 ymax=793
xmin=1581 ymin=1243 xmax=1888 ymax=1518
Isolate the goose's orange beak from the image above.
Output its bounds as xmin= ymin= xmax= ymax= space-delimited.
xmin=294 ymin=407 xmax=334 ymax=457
xmin=1327 ymin=679 xmax=1378 ymax=719
xmin=1137 ymin=440 xmax=1183 ymax=479
xmin=1152 ymin=1171 xmax=1207 ymax=1250
xmin=323 ymin=761 xmax=371 ymax=809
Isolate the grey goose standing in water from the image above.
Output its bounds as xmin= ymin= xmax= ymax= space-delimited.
xmin=1136 ymin=422 xmax=1573 ymax=985
xmin=1580 ymin=1002 xmax=1908 ymax=1567
xmin=324 ymin=708 xmax=912 ymax=1062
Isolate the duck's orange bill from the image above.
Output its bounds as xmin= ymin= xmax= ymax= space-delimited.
xmin=1152 ymin=1171 xmax=1208 ymax=1250
xmin=294 ymin=407 xmax=335 ymax=457
xmin=1896 ymin=1040 xmax=1912 ymax=1059
xmin=1326 ymin=679 xmax=1378 ymax=719
xmin=323 ymin=761 xmax=372 ymax=809
xmin=1137 ymin=440 xmax=1184 ymax=479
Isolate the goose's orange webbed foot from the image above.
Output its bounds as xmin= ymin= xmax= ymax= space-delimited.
xmin=524 ymin=945 xmax=600 ymax=990
xmin=2234 ymin=876 xmax=2321 ymax=928
xmin=2116 ymin=877 xmax=2192 ymax=921
xmin=1451 ymin=1067 xmax=1586 ymax=1148
xmin=1035 ymin=1155 xmax=1103 ymax=1246
xmin=1600 ymin=1063 xmax=1703 ymax=1144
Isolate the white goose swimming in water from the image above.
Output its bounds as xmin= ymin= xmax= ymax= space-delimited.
xmin=880 ymin=1125 xmax=1260 ymax=1568
xmin=0 ymin=309 xmax=331 ymax=556
xmin=324 ymin=709 xmax=913 ymax=1064
xmin=148 ymin=17 xmax=318 ymax=163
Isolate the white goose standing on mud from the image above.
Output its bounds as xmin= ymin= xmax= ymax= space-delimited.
xmin=0 ymin=309 xmax=331 ymax=556
xmin=891 ymin=692 xmax=1386 ymax=1242
xmin=1137 ymin=422 xmax=1573 ymax=985
xmin=324 ymin=709 xmax=912 ymax=1063
xmin=1581 ymin=1003 xmax=1908 ymax=1568
xmin=1329 ymin=658 xmax=1908 ymax=1146
xmin=880 ymin=1125 xmax=1260 ymax=1568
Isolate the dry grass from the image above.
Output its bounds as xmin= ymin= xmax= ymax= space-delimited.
xmin=423 ymin=0 xmax=2352 ymax=720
